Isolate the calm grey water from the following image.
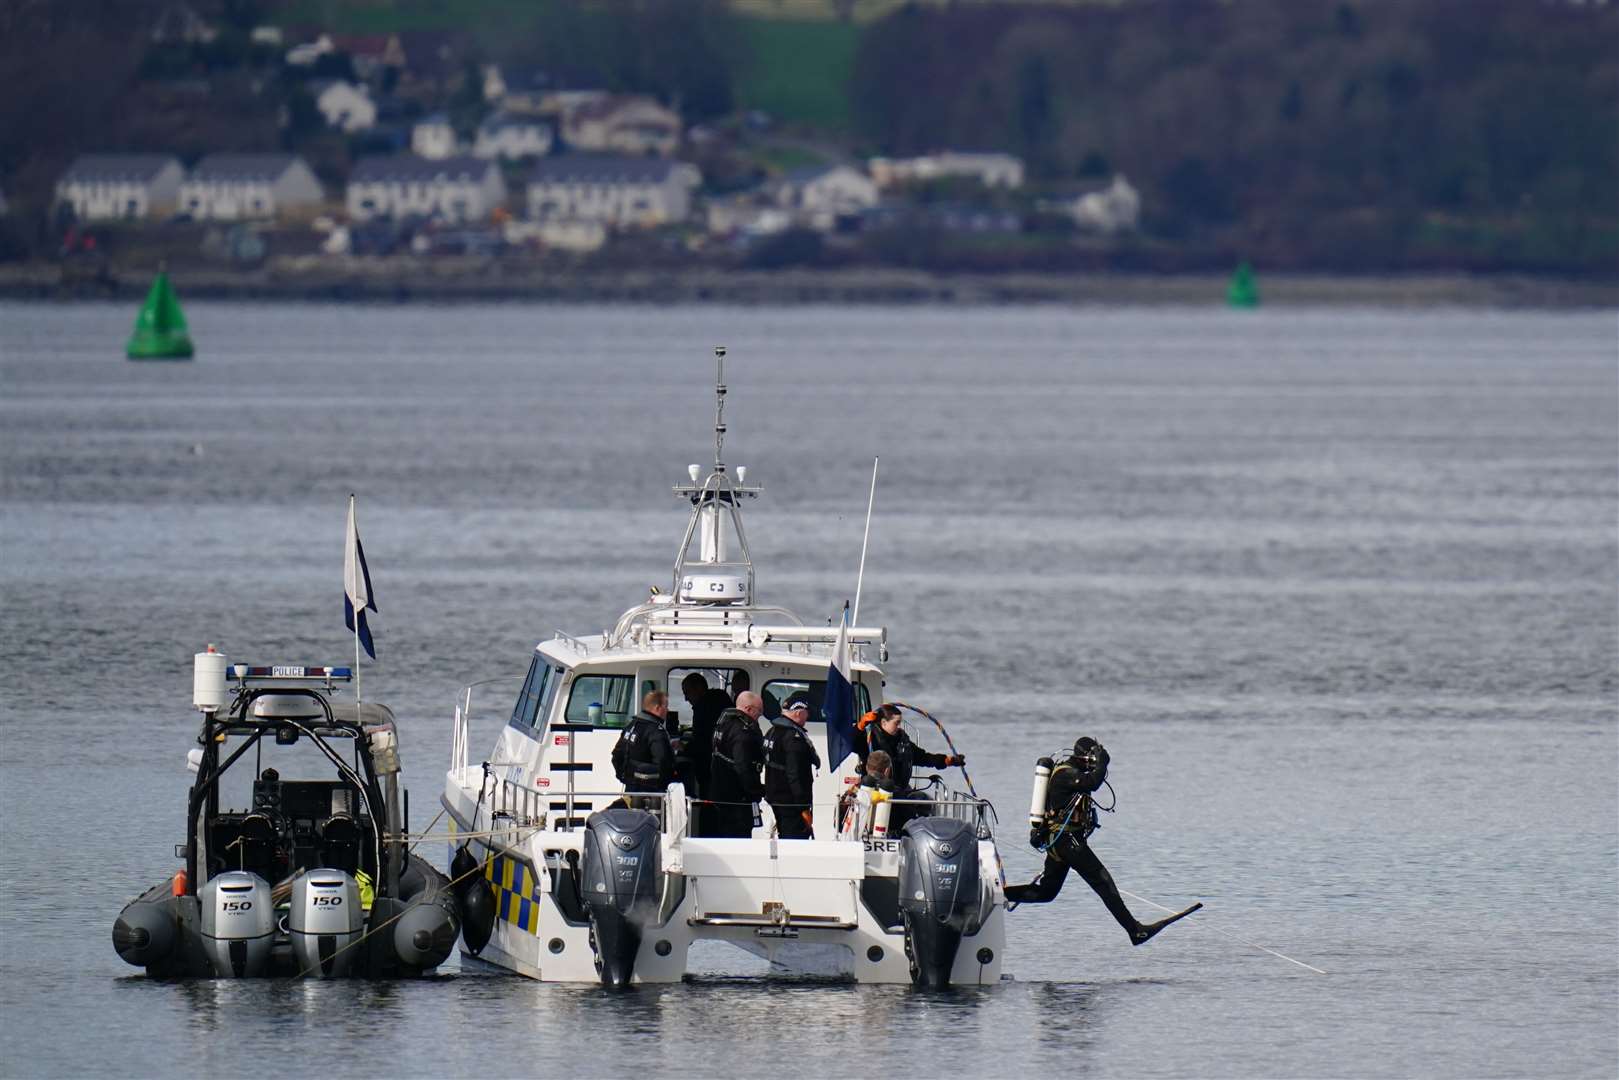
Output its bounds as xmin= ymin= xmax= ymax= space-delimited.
xmin=1 ymin=301 xmax=1615 ymax=1078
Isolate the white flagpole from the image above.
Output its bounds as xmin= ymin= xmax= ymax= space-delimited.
xmin=853 ymin=457 xmax=879 ymax=626
xmin=348 ymin=494 xmax=363 ymax=708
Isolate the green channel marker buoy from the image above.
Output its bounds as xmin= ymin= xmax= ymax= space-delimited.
xmin=1227 ymin=261 xmax=1259 ymax=308
xmin=126 ymin=269 xmax=194 ymax=360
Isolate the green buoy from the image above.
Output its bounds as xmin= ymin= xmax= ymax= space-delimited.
xmin=1227 ymin=261 xmax=1260 ymax=308
xmin=126 ymin=269 xmax=194 ymax=360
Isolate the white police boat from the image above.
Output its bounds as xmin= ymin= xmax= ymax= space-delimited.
xmin=440 ymin=351 xmax=1007 ymax=987
xmin=113 ymin=655 xmax=464 ymax=978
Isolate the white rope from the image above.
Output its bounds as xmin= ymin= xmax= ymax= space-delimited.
xmin=1118 ymin=888 xmax=1327 ymax=974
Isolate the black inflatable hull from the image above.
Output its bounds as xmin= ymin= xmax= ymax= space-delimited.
xmin=113 ymin=855 xmax=461 ymax=978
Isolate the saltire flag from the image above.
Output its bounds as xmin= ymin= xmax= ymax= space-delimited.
xmin=344 ymin=496 xmax=378 ymax=659
xmin=824 ymin=603 xmax=858 ymax=775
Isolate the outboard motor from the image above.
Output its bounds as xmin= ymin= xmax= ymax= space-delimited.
xmin=199 ymin=871 xmax=274 ymax=977
xmin=288 ymin=871 xmax=363 ymax=977
xmin=897 ymin=817 xmax=981 ymax=989
xmin=450 ymin=844 xmax=496 ymax=955
xmin=580 ymin=808 xmax=662 ymax=988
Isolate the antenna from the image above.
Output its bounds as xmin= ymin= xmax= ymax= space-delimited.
xmin=852 ymin=456 xmax=880 ymax=625
xmin=713 ymin=345 xmax=727 ymax=474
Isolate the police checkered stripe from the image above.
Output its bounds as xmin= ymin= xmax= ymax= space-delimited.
xmin=485 ymin=852 xmax=541 ymax=935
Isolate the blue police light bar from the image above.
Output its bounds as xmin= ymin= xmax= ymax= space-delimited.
xmin=227 ymin=665 xmax=354 ymax=681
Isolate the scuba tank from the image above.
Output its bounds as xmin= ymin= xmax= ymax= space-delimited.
xmin=1027 ymin=757 xmax=1053 ymax=828
xmin=871 ymin=791 xmax=893 ymax=839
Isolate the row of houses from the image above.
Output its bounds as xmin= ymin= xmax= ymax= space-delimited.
xmin=54 ymin=152 xmax=1137 ymax=239
xmin=55 ymin=154 xmax=324 ymax=222
xmin=311 ymin=79 xmax=679 ymax=160
xmin=52 ymin=152 xmax=703 ymax=229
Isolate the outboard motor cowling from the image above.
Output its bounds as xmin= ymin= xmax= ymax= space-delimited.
xmin=199 ymin=871 xmax=275 ymax=977
xmin=288 ymin=870 xmax=363 ymax=977
xmin=580 ymin=808 xmax=662 ymax=987
xmin=897 ymin=817 xmax=981 ymax=989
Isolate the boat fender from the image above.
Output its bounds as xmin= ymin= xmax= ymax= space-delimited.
xmin=1028 ymin=758 xmax=1053 ymax=829
xmin=450 ymin=844 xmax=496 ymax=955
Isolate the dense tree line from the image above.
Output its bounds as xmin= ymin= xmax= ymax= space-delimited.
xmin=2 ymin=0 xmax=1614 ymax=273
xmin=851 ymin=0 xmax=1617 ymax=270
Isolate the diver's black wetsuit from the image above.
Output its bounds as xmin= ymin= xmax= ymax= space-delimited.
xmin=1004 ymin=740 xmax=1200 ymax=946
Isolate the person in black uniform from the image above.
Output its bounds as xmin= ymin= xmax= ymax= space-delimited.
xmin=611 ymin=690 xmax=674 ymax=808
xmin=1004 ymin=736 xmax=1201 ymax=945
xmin=763 ymin=698 xmax=820 ymax=838
xmin=680 ymin=672 xmax=735 ymax=800
xmin=862 ymin=704 xmax=963 ymax=791
xmin=706 ymin=705 xmax=765 ymax=837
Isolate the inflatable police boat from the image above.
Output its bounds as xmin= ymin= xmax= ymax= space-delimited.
xmin=113 ymin=650 xmax=475 ymax=978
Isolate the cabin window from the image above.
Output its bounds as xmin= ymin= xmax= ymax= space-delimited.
xmin=508 ymin=657 xmax=552 ymax=732
xmin=761 ymin=679 xmax=871 ymax=723
xmin=564 ymin=674 xmax=635 ymax=728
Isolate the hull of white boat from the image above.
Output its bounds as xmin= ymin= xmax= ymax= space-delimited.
xmin=442 ymin=779 xmax=1005 ymax=987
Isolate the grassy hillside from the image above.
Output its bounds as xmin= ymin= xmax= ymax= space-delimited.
xmin=733 ymin=18 xmax=859 ymax=131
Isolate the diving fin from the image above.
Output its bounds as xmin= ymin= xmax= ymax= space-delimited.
xmin=1131 ymin=901 xmax=1203 ymax=946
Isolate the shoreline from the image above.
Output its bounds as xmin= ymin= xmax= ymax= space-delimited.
xmin=3 ymin=259 xmax=1615 ymax=308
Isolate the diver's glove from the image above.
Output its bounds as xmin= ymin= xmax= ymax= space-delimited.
xmin=1029 ymin=825 xmax=1049 ymax=849
xmin=945 ymin=754 xmax=965 ymax=766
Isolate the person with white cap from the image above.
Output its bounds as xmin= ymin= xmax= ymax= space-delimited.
xmin=763 ymin=696 xmax=820 ymax=838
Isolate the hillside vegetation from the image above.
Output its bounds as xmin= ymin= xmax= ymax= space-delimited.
xmin=1 ymin=0 xmax=1614 ymax=274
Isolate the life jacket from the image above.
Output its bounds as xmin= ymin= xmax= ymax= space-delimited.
xmin=612 ymin=714 xmax=670 ymax=791
xmin=763 ymin=717 xmax=818 ymax=806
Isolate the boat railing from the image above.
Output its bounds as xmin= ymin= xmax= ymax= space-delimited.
xmin=485 ymin=778 xmax=686 ymax=837
xmin=605 ymin=600 xmax=805 ymax=649
xmin=450 ymin=676 xmax=523 ymax=776
xmin=838 ymin=787 xmax=997 ymax=842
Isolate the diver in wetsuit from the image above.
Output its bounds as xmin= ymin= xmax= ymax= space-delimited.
xmin=1005 ymin=736 xmax=1201 ymax=945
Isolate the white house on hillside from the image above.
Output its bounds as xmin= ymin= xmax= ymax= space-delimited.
xmin=1069 ymin=175 xmax=1141 ymax=233
xmin=775 ymin=164 xmax=878 ymax=231
xmin=563 ymin=95 xmax=680 ymax=156
xmin=346 ymin=156 xmax=507 ymax=224
xmin=411 ymin=113 xmax=458 ymax=159
xmin=310 ymin=80 xmax=376 ymax=133
xmin=285 ymin=34 xmax=333 ymax=66
xmin=55 ymin=154 xmax=184 ymax=221
xmin=868 ymin=151 xmax=1025 ymax=190
xmin=178 ymin=154 xmax=323 ymax=221
xmin=474 ymin=111 xmax=553 ymax=160
xmin=525 ymin=155 xmax=699 ymax=228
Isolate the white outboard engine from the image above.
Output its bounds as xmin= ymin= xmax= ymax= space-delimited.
xmin=288 ymin=871 xmax=363 ymax=978
xmin=199 ymin=871 xmax=275 ymax=978
xmin=897 ymin=817 xmax=982 ymax=989
xmin=580 ymin=808 xmax=663 ymax=988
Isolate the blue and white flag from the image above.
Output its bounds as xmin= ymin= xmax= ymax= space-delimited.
xmin=344 ymin=496 xmax=378 ymax=659
xmin=824 ymin=603 xmax=858 ymax=774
